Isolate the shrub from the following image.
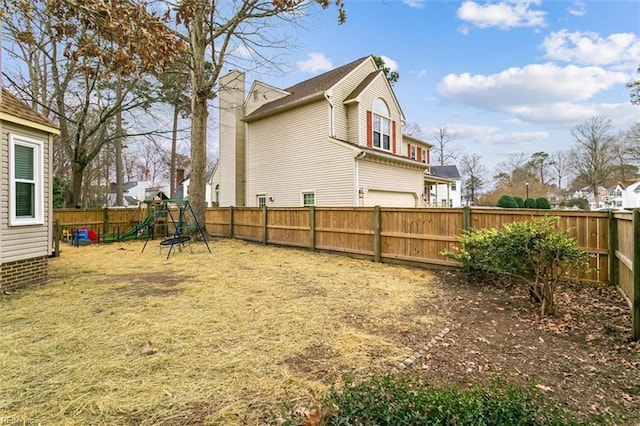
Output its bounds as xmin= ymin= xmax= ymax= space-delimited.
xmin=442 ymin=216 xmax=589 ymax=316
xmin=566 ymin=197 xmax=588 ymax=210
xmin=536 ymin=197 xmax=551 ymax=209
xmin=513 ymin=196 xmax=525 ymax=208
xmin=496 ymin=195 xmax=518 ymax=208
xmin=524 ymin=197 xmax=537 ymax=208
xmin=279 ymin=375 xmax=609 ymax=425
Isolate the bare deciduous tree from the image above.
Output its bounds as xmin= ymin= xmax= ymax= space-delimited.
xmin=570 ymin=116 xmax=615 ymax=206
xmin=432 ymin=126 xmax=458 ymax=166
xmin=550 ymin=150 xmax=570 ymax=189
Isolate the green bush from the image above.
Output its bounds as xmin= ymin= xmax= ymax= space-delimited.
xmin=524 ymin=197 xmax=537 ymax=208
xmin=442 ymin=217 xmax=589 ymax=316
xmin=536 ymin=197 xmax=551 ymax=209
xmin=279 ymin=375 xmax=609 ymax=425
xmin=496 ymin=195 xmax=518 ymax=208
xmin=513 ymin=196 xmax=525 ymax=208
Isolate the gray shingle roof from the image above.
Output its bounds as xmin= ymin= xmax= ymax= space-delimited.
xmin=245 ymin=56 xmax=370 ymax=119
xmin=430 ymin=165 xmax=461 ymax=180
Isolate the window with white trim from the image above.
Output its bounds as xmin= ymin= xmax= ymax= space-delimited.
xmin=410 ymin=146 xmax=416 ymax=160
xmin=9 ymin=134 xmax=44 ymax=226
xmin=257 ymin=194 xmax=266 ymax=207
xmin=302 ymin=192 xmax=315 ymax=206
xmin=372 ymin=98 xmax=391 ymax=151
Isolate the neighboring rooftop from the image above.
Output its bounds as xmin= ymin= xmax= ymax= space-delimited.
xmin=430 ymin=165 xmax=461 ymax=180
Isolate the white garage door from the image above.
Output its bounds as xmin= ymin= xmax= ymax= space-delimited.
xmin=363 ymin=190 xmax=416 ymax=207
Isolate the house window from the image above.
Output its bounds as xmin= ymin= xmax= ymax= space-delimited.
xmin=451 ymin=182 xmax=457 ymax=191
xmin=9 ymin=134 xmax=44 ymax=226
xmin=257 ymin=194 xmax=266 ymax=207
xmin=215 ymin=184 xmax=220 ymax=204
xmin=372 ymin=98 xmax=391 ymax=151
xmin=410 ymin=146 xmax=416 ymax=160
xmin=302 ymin=191 xmax=315 ymax=206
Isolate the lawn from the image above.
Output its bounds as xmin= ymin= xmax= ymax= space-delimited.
xmin=0 ymin=238 xmax=446 ymax=425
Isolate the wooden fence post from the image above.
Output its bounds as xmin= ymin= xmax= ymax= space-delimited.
xmin=633 ymin=209 xmax=640 ymax=340
xmin=309 ymin=206 xmax=316 ymax=250
xmin=228 ymin=206 xmax=234 ymax=239
xmin=262 ymin=206 xmax=268 ymax=245
xmin=608 ymin=210 xmax=619 ymax=286
xmin=373 ymin=206 xmax=381 ymax=263
xmin=463 ymin=206 xmax=472 ymax=231
xmin=103 ymin=207 xmax=109 ymax=236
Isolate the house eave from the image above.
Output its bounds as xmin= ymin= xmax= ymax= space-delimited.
xmin=244 ymin=92 xmax=326 ymax=123
xmin=0 ymin=112 xmax=60 ymax=135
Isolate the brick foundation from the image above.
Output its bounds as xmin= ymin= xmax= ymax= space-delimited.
xmin=1 ymin=256 xmax=49 ymax=292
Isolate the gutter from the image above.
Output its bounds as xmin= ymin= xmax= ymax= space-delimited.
xmin=243 ymin=92 xmax=327 ymax=123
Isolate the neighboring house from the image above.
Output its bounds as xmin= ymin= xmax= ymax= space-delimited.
xmin=428 ymin=165 xmax=462 ymax=207
xmin=603 ymin=183 xmax=624 ymax=209
xmin=212 ymin=55 xmax=437 ymax=208
xmin=572 ymin=186 xmax=608 ymax=210
xmin=176 ymin=168 xmax=214 ymax=207
xmin=106 ymin=180 xmax=151 ymax=207
xmin=1 ymin=88 xmax=59 ymax=291
xmin=621 ymin=179 xmax=640 ymax=209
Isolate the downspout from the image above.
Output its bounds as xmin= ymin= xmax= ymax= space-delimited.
xmin=354 ymin=151 xmax=366 ymax=206
xmin=324 ymin=93 xmax=335 ymax=137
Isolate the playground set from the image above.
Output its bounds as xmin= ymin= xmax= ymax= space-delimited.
xmin=68 ymin=199 xmax=211 ymax=258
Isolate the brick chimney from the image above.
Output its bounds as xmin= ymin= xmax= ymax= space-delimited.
xmin=176 ymin=167 xmax=185 ymax=190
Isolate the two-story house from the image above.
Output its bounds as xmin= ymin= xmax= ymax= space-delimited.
xmin=211 ymin=55 xmax=436 ymax=208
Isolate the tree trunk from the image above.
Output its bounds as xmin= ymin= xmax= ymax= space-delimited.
xmin=188 ymin=8 xmax=208 ymax=229
xmin=115 ymin=81 xmax=124 ymax=206
xmin=170 ymin=104 xmax=179 ymax=198
xmin=70 ymin=162 xmax=85 ymax=208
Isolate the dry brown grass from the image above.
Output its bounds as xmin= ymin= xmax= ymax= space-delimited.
xmin=0 ymin=238 xmax=445 ymax=425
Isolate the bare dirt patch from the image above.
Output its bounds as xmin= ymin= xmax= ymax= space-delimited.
xmin=405 ymin=270 xmax=640 ymax=424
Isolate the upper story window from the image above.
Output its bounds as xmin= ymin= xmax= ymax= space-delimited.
xmin=257 ymin=194 xmax=266 ymax=207
xmin=372 ymin=98 xmax=391 ymax=151
xmin=410 ymin=146 xmax=416 ymax=160
xmin=9 ymin=134 xmax=44 ymax=226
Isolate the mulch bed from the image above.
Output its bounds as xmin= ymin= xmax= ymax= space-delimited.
xmin=403 ymin=270 xmax=640 ymax=424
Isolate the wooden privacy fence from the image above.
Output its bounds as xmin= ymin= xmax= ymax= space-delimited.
xmin=53 ymin=207 xmax=149 ymax=240
xmin=609 ymin=210 xmax=640 ymax=338
xmin=205 ymin=206 xmax=638 ymax=339
xmin=53 ymin=206 xmax=639 ymax=338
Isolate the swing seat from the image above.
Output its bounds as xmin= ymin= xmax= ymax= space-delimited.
xmin=160 ymin=235 xmax=191 ymax=246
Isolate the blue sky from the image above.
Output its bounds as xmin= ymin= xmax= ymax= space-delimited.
xmin=242 ymin=0 xmax=640 ymax=176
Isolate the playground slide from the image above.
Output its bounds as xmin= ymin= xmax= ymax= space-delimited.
xmin=116 ymin=214 xmax=155 ymax=241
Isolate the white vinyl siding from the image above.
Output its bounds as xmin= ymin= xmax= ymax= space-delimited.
xmin=246 ymin=101 xmax=354 ymax=207
xmin=1 ymin=122 xmax=52 ymax=262
xmin=329 ymin=59 xmax=378 ymax=142
xmin=356 ymin=75 xmax=402 ymax=151
xmin=358 ymin=159 xmax=423 ymax=207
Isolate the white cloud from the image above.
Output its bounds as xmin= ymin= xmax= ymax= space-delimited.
xmin=380 ymin=55 xmax=399 ymax=72
xmin=448 ymin=124 xmax=548 ymax=145
xmin=457 ymin=0 xmax=546 ymax=30
xmin=296 ymin=53 xmax=333 ymax=73
xmin=437 ymin=63 xmax=629 ymax=112
xmin=458 ymin=25 xmax=470 ymax=36
xmin=567 ymin=0 xmax=586 ymax=17
xmin=510 ymin=102 xmax=639 ymax=126
xmin=403 ymin=0 xmax=426 ymax=9
xmin=542 ymin=30 xmax=640 ymax=68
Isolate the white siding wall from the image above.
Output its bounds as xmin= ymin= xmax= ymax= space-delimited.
xmin=247 ymin=100 xmax=355 ymax=206
xmin=0 ymin=121 xmax=51 ymax=262
xmin=329 ymin=59 xmax=377 ymax=141
xmin=355 ymin=74 xmax=403 ymax=153
xmin=245 ymin=82 xmax=289 ymax=116
xmin=358 ymin=159 xmax=423 ymax=207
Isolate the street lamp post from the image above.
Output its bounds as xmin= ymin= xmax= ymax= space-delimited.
xmin=525 ymin=182 xmax=529 ymax=200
